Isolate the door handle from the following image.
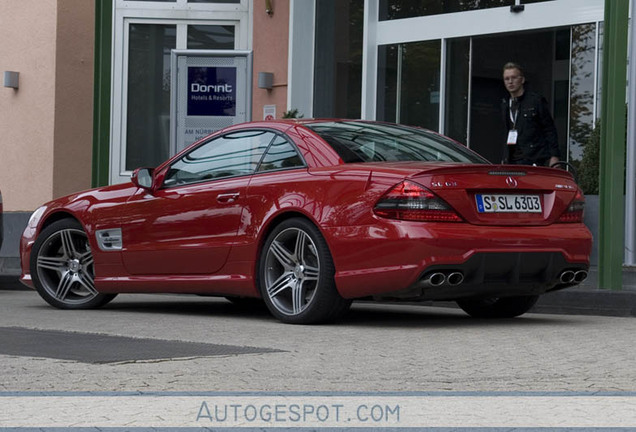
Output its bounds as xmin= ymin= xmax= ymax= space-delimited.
xmin=216 ymin=192 xmax=240 ymax=203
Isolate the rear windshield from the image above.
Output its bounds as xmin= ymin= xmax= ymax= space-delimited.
xmin=305 ymin=121 xmax=488 ymax=164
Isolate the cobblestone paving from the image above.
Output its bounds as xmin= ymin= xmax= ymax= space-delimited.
xmin=1 ymin=290 xmax=635 ymax=392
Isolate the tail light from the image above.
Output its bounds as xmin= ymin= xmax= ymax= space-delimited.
xmin=374 ymin=181 xmax=462 ymax=222
xmin=557 ymin=189 xmax=585 ymax=223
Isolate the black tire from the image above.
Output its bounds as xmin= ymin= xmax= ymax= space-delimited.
xmin=456 ymin=295 xmax=539 ymax=318
xmin=30 ymin=219 xmax=116 ymax=309
xmin=258 ymin=218 xmax=351 ymax=324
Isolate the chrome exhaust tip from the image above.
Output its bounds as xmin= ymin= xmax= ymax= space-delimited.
xmin=428 ymin=272 xmax=446 ymax=287
xmin=573 ymin=270 xmax=588 ymax=283
xmin=559 ymin=270 xmax=575 ymax=284
xmin=447 ymin=272 xmax=464 ymax=286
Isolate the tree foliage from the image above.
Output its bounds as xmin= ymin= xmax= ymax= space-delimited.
xmin=578 ymin=121 xmax=600 ymax=194
xmin=282 ymin=109 xmax=303 ymax=119
xmin=578 ymin=114 xmax=628 ymax=195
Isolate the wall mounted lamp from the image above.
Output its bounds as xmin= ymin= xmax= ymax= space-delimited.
xmin=258 ymin=72 xmax=274 ymax=90
xmin=265 ymin=0 xmax=273 ymax=16
xmin=3 ymin=71 xmax=19 ymax=89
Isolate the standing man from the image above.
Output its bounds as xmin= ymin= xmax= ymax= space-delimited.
xmin=501 ymin=62 xmax=560 ymax=166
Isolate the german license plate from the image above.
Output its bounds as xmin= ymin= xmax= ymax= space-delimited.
xmin=475 ymin=194 xmax=542 ymax=213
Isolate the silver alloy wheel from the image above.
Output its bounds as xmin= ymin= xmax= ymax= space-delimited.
xmin=263 ymin=227 xmax=321 ymax=316
xmin=35 ymin=227 xmax=98 ymax=305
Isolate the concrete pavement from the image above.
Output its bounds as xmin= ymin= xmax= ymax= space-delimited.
xmin=1 ymin=289 xmax=636 ymax=393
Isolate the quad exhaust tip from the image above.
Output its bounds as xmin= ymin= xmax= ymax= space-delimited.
xmin=447 ymin=272 xmax=464 ymax=286
xmin=428 ymin=272 xmax=446 ymax=287
xmin=559 ymin=270 xmax=575 ymax=284
xmin=559 ymin=270 xmax=588 ymax=284
xmin=574 ymin=270 xmax=588 ymax=283
xmin=425 ymin=271 xmax=465 ymax=287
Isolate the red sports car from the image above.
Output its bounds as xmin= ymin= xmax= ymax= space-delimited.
xmin=20 ymin=120 xmax=592 ymax=323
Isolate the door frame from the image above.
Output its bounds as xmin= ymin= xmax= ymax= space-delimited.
xmin=110 ymin=0 xmax=252 ymax=184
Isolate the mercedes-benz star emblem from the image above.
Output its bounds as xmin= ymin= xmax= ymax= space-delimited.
xmin=505 ymin=176 xmax=518 ymax=188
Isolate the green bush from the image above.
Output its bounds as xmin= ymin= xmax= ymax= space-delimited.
xmin=282 ymin=109 xmax=303 ymax=119
xmin=578 ymin=114 xmax=628 ymax=195
xmin=578 ymin=121 xmax=600 ymax=194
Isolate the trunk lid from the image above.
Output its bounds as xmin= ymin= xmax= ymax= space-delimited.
xmin=404 ymin=164 xmax=580 ymax=226
xmin=409 ymin=165 xmax=579 ymax=225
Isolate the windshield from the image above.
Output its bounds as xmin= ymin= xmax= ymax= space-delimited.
xmin=305 ymin=121 xmax=489 ymax=164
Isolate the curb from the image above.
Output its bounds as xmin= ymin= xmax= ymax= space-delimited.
xmin=2 ymin=276 xmax=636 ymax=318
xmin=532 ymin=287 xmax=636 ymax=317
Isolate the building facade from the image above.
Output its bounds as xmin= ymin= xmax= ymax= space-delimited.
xmin=0 ymin=0 xmax=96 ymax=274
xmin=0 ymin=0 xmax=631 ymax=279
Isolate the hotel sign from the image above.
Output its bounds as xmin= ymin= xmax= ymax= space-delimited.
xmin=187 ymin=67 xmax=237 ymax=117
xmin=171 ymin=50 xmax=252 ymax=153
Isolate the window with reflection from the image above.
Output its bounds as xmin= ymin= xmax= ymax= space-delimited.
xmin=377 ymin=40 xmax=441 ymax=131
xmin=568 ymin=23 xmax=597 ymax=166
xmin=188 ymin=0 xmax=240 ymax=3
xmin=379 ymin=0 xmax=514 ymax=20
xmin=313 ymin=0 xmax=364 ymax=118
xmin=445 ymin=38 xmax=470 ymax=145
xmin=188 ymin=25 xmax=235 ymax=49
xmin=306 ymin=121 xmax=487 ymax=163
xmin=257 ymin=136 xmax=305 ymax=172
xmin=123 ymin=1 xmax=240 ymax=4
xmin=125 ymin=23 xmax=237 ymax=172
xmin=126 ymin=24 xmax=176 ymax=171
xmin=164 ymin=130 xmax=274 ymax=186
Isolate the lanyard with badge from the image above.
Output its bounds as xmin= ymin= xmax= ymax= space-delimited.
xmin=507 ymin=98 xmax=519 ymax=145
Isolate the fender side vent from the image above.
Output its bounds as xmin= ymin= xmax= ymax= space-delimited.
xmin=96 ymin=228 xmax=123 ymax=251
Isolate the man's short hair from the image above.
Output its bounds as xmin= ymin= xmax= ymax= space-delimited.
xmin=503 ymin=62 xmax=524 ymax=77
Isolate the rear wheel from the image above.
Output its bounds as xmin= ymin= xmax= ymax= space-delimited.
xmin=258 ymin=218 xmax=351 ymax=324
xmin=30 ymin=219 xmax=116 ymax=309
xmin=457 ymin=295 xmax=539 ymax=318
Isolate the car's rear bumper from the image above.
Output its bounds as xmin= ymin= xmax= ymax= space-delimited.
xmin=375 ymin=251 xmax=588 ymax=301
xmin=324 ymin=222 xmax=592 ymax=299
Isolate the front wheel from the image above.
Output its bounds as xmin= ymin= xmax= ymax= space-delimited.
xmin=258 ymin=218 xmax=351 ymax=324
xmin=457 ymin=295 xmax=539 ymax=318
xmin=30 ymin=219 xmax=116 ymax=309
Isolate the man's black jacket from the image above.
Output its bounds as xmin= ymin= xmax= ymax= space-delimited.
xmin=500 ymin=91 xmax=560 ymax=165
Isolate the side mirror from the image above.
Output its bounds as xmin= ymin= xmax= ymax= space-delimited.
xmin=131 ymin=167 xmax=154 ymax=190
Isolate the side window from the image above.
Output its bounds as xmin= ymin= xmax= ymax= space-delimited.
xmin=257 ymin=135 xmax=304 ymax=172
xmin=164 ymin=130 xmax=274 ymax=187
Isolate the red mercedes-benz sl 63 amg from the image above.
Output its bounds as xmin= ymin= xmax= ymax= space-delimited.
xmin=20 ymin=120 xmax=592 ymax=323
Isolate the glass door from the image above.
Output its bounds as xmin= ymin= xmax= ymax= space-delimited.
xmin=376 ymin=40 xmax=441 ymax=132
xmin=110 ymin=1 xmax=249 ymax=184
xmin=124 ymin=23 xmax=237 ymax=172
xmin=125 ymin=23 xmax=176 ymax=171
xmin=362 ymin=0 xmax=604 ymax=134
xmin=445 ymin=24 xmax=599 ymax=166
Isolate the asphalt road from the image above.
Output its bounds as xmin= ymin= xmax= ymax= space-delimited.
xmin=1 ymin=289 xmax=636 ymax=393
